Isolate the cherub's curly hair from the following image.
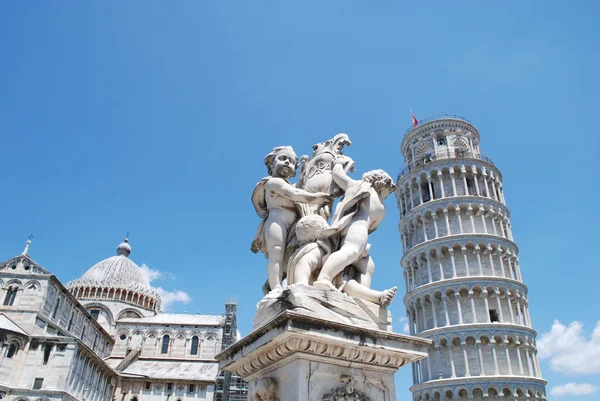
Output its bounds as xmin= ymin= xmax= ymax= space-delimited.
xmin=295 ymin=215 xmax=329 ymax=244
xmin=362 ymin=169 xmax=396 ymax=194
xmin=263 ymin=146 xmax=299 ymax=177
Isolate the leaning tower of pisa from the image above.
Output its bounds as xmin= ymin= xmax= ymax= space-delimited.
xmin=395 ymin=116 xmax=547 ymax=401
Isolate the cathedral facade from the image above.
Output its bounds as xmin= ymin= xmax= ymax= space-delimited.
xmin=0 ymin=239 xmax=247 ymax=401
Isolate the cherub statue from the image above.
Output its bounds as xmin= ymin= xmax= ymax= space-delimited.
xmin=313 ymin=157 xmax=396 ymax=293
xmin=251 ymin=146 xmax=332 ymax=296
xmin=287 ymin=214 xmax=396 ymax=307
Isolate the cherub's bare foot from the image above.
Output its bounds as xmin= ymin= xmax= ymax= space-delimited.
xmin=264 ymin=288 xmax=284 ymax=299
xmin=379 ymin=286 xmax=397 ymax=307
xmin=313 ymin=280 xmax=341 ymax=292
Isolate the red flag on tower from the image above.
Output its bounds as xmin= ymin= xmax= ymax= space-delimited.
xmin=410 ymin=109 xmax=418 ymax=128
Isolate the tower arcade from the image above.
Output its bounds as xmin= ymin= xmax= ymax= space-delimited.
xmin=395 ymin=116 xmax=547 ymax=401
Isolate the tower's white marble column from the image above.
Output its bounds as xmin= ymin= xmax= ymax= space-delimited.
xmin=504 ymin=340 xmax=513 ymax=375
xmin=492 ymin=345 xmax=500 ymax=375
xmin=469 ymin=291 xmax=477 ymax=323
xmin=438 ymin=173 xmax=446 ymax=198
xmin=448 ymin=248 xmax=457 ymax=278
xmin=467 ymin=206 xmax=476 ymax=232
xmin=431 ymin=298 xmax=439 ymax=328
xmin=487 ymin=247 xmax=496 ymax=276
xmin=455 ymin=292 xmax=464 ymax=325
xmin=448 ymin=345 xmax=457 ymax=378
xmin=462 ymin=247 xmax=470 ymax=276
xmin=516 ymin=342 xmax=525 ymax=375
xmin=450 ymin=170 xmax=458 ymax=197
xmin=476 ymin=341 xmax=485 ymax=376
xmin=426 ymin=257 xmax=433 ymax=284
xmin=443 ymin=209 xmax=451 ymax=236
xmin=442 ymin=295 xmax=450 ymax=326
xmin=462 ymin=341 xmax=471 ymax=377
xmin=482 ymin=290 xmax=491 ymax=323
xmin=495 ymin=290 xmax=504 ymax=322
xmin=437 ymin=254 xmax=445 ymax=280
xmin=472 ymin=167 xmax=481 ymax=194
xmin=475 ymin=248 xmax=483 ymax=275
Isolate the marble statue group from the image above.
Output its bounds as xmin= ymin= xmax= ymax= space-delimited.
xmin=251 ymin=134 xmax=397 ymax=308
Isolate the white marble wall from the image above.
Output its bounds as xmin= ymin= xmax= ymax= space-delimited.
xmin=112 ymin=324 xmax=222 ymax=360
xmin=0 ymin=339 xmax=114 ymax=401
xmin=117 ymin=381 xmax=215 ymax=401
xmin=0 ymin=273 xmax=113 ymax=358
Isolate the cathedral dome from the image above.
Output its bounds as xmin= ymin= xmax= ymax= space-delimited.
xmin=66 ymin=239 xmax=161 ymax=312
xmin=79 ymin=254 xmax=147 ymax=288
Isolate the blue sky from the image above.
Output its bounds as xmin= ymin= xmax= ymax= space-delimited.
xmin=1 ymin=1 xmax=599 ymax=398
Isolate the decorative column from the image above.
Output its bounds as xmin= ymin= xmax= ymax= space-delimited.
xmin=462 ymin=247 xmax=470 ymax=276
xmin=475 ymin=248 xmax=483 ymax=275
xmin=482 ymin=290 xmax=491 ymax=323
xmin=426 ymin=257 xmax=433 ymax=284
xmin=437 ymin=254 xmax=445 ymax=280
xmin=448 ymin=345 xmax=457 ymax=378
xmin=461 ymin=341 xmax=471 ymax=377
xmin=455 ymin=292 xmax=464 ymax=325
xmin=442 ymin=295 xmax=450 ymax=326
xmin=443 ymin=209 xmax=452 ymax=236
xmin=469 ymin=291 xmax=477 ymax=323
xmin=431 ymin=298 xmax=439 ymax=328
xmin=432 ymin=213 xmax=439 ymax=238
xmin=438 ymin=173 xmax=446 ymax=198
xmin=492 ymin=345 xmax=500 ymax=375
xmin=450 ymin=170 xmax=458 ymax=197
xmin=448 ymin=248 xmax=457 ymax=278
xmin=476 ymin=341 xmax=485 ymax=376
xmin=516 ymin=342 xmax=525 ymax=375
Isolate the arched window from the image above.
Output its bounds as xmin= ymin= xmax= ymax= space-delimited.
xmin=3 ymin=287 xmax=18 ymax=306
xmin=190 ymin=336 xmax=199 ymax=355
xmin=6 ymin=343 xmax=17 ymax=358
xmin=51 ymin=298 xmax=61 ymax=319
xmin=161 ymin=335 xmax=170 ymax=354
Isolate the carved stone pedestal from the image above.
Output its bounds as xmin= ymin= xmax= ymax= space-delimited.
xmin=217 ymin=287 xmax=431 ymax=401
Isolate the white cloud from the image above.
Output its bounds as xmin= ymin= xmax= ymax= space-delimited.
xmin=139 ymin=264 xmax=191 ymax=309
xmin=550 ymin=383 xmax=599 ymax=397
xmin=399 ymin=316 xmax=410 ymax=334
xmin=537 ymin=320 xmax=600 ymax=374
xmin=139 ymin=264 xmax=176 ymax=282
xmin=155 ymin=287 xmax=192 ymax=309
xmin=139 ymin=264 xmax=163 ymax=282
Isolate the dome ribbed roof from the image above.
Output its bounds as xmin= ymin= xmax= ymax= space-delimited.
xmin=66 ymin=239 xmax=161 ymax=310
xmin=79 ymin=255 xmax=149 ymax=288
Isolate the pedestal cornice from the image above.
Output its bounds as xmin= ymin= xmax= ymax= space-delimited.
xmin=216 ymin=310 xmax=431 ymax=382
